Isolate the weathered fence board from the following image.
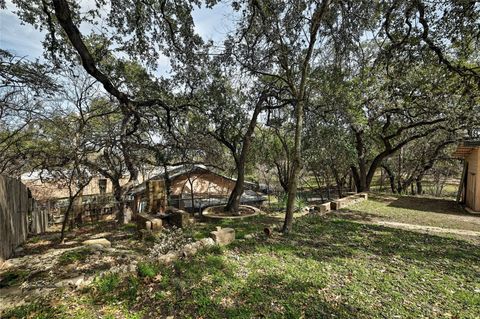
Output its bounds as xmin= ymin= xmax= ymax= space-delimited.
xmin=0 ymin=175 xmax=46 ymax=262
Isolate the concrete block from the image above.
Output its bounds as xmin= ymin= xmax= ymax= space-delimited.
xmin=358 ymin=193 xmax=368 ymax=200
xmin=210 ymin=228 xmax=235 ymax=246
xmin=151 ymin=218 xmax=162 ymax=231
xmin=331 ymin=199 xmax=347 ymax=210
xmin=314 ymin=202 xmax=331 ymax=213
xmin=169 ymin=209 xmax=191 ymax=228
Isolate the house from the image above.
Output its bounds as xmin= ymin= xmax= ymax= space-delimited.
xmin=130 ymin=165 xmax=265 ymax=214
xmin=453 ymin=129 xmax=480 ymax=213
xmin=22 ymin=173 xmax=130 ymax=202
xmin=21 ymin=169 xmax=159 ymax=222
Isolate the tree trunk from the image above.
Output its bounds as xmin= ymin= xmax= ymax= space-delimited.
xmin=60 ymin=197 xmax=75 ymax=242
xmin=281 ymin=0 xmax=331 ymax=232
xmin=275 ymin=162 xmax=290 ymax=193
xmin=332 ymin=167 xmax=343 ymax=198
xmin=225 ymin=160 xmax=245 ymax=214
xmin=187 ymin=176 xmax=196 ymax=213
xmin=225 ymin=97 xmax=264 ymax=213
xmin=60 ymin=185 xmax=87 ymax=242
xmin=282 ymin=100 xmax=304 ymax=233
xmin=112 ymin=180 xmax=127 ymax=225
xmin=416 ymin=178 xmax=423 ymax=195
xmin=352 ymin=130 xmax=369 ymax=192
xmin=381 ymin=165 xmax=397 ymax=193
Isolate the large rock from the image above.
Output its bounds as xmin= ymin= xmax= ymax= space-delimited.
xmin=158 ymin=252 xmax=178 ymax=265
xmin=199 ymin=237 xmax=215 ymax=248
xmin=82 ymin=238 xmax=111 ymax=249
xmin=210 ymin=227 xmax=235 ymax=246
xmin=54 ymin=275 xmax=91 ymax=289
xmin=182 ymin=243 xmax=198 ymax=257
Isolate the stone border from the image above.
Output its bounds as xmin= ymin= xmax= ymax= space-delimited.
xmin=202 ymin=204 xmax=260 ymax=220
xmin=309 ymin=193 xmax=368 ymax=213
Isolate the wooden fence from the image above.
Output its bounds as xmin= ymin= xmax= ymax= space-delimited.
xmin=0 ymin=175 xmax=48 ymax=262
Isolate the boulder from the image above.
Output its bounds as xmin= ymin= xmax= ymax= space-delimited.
xmin=158 ymin=252 xmax=178 ymax=265
xmin=244 ymin=233 xmax=255 ymax=240
xmin=210 ymin=227 xmax=235 ymax=246
xmin=55 ymin=275 xmax=89 ymax=289
xmin=182 ymin=244 xmax=198 ymax=257
xmin=82 ymin=238 xmax=111 ymax=249
xmin=199 ymin=237 xmax=215 ymax=248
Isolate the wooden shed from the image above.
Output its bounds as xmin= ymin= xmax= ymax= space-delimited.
xmin=130 ymin=165 xmax=264 ymax=214
xmin=454 ymin=137 xmax=480 ymax=213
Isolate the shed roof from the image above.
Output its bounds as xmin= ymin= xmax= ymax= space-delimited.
xmin=453 ymin=141 xmax=480 ymax=158
xmin=129 ymin=164 xmax=256 ymax=195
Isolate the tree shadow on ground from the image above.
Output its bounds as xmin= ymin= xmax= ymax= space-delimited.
xmin=327 ymin=209 xmax=379 ymax=222
xmin=233 ymin=215 xmax=480 ymax=279
xmin=383 ymin=195 xmax=471 ymax=216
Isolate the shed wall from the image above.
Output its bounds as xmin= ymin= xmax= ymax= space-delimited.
xmin=465 ymin=148 xmax=480 ymax=211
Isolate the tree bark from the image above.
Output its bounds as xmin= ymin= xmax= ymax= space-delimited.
xmin=60 ymin=197 xmax=75 ymax=242
xmin=381 ymin=164 xmax=397 ymax=193
xmin=112 ymin=179 xmax=127 ymax=224
xmin=225 ymin=158 xmax=245 ymax=214
xmin=224 ymin=95 xmax=265 ymax=213
xmin=282 ymin=100 xmax=304 ymax=233
xmin=352 ymin=129 xmax=372 ymax=192
xmin=281 ymin=0 xmax=331 ymax=233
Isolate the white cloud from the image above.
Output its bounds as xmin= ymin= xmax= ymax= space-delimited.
xmin=0 ymin=4 xmax=45 ymax=59
xmin=192 ymin=2 xmax=236 ymax=43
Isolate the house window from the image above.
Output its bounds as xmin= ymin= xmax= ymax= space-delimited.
xmin=98 ymin=179 xmax=107 ymax=195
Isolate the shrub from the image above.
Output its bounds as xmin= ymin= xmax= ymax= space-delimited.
xmin=121 ymin=275 xmax=140 ymax=303
xmin=95 ymin=273 xmax=121 ymax=295
xmin=1 ymin=302 xmax=62 ymax=319
xmin=0 ymin=270 xmax=29 ymax=288
xmin=58 ymin=248 xmax=91 ymax=265
xmin=137 ymin=262 xmax=158 ymax=278
xmin=278 ymin=194 xmax=308 ymax=212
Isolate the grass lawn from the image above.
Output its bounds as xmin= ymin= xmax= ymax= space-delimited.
xmin=3 ymin=206 xmax=479 ymax=319
xmin=343 ymin=193 xmax=480 ymax=234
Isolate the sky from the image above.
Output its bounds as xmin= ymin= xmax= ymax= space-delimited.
xmin=0 ymin=0 xmax=235 ymax=68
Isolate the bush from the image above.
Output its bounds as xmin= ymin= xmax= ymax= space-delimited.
xmin=0 ymin=270 xmax=29 ymax=288
xmin=95 ymin=273 xmax=121 ymax=294
xmin=58 ymin=248 xmax=91 ymax=265
xmin=137 ymin=262 xmax=158 ymax=278
xmin=121 ymin=275 xmax=140 ymax=303
xmin=278 ymin=194 xmax=308 ymax=212
xmin=148 ymin=226 xmax=193 ymax=258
